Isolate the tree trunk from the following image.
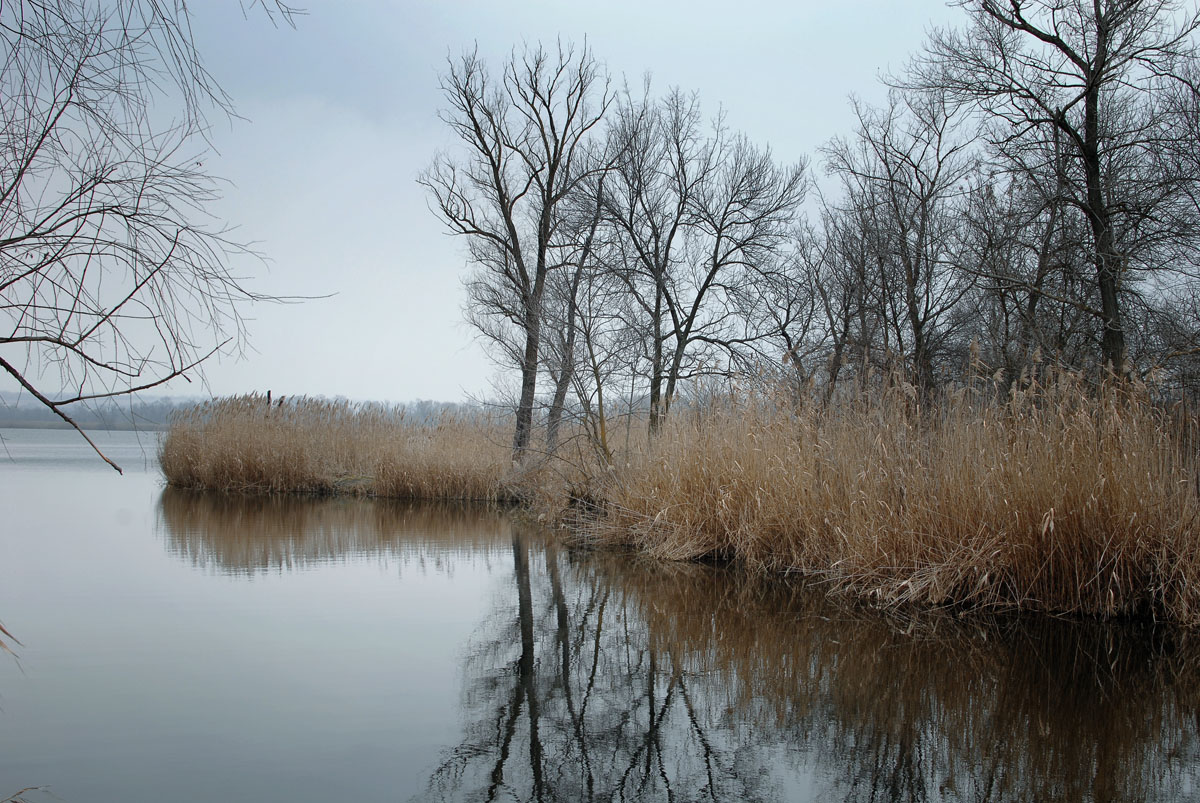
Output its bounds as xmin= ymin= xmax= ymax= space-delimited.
xmin=648 ymin=288 xmax=665 ymax=434
xmin=906 ymin=292 xmax=935 ymax=398
xmin=547 ymin=185 xmax=603 ymax=453
xmin=1082 ymin=35 xmax=1126 ymax=377
xmin=546 ymin=281 xmax=578 ymax=454
xmin=513 ymin=316 xmax=542 ymax=460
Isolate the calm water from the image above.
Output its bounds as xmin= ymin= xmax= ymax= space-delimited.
xmin=2 ymin=428 xmax=1200 ymax=802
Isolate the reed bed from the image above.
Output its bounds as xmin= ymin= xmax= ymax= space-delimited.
xmin=593 ymin=376 xmax=1200 ymax=622
xmin=159 ymin=377 xmax=1200 ymax=622
xmin=159 ymin=395 xmax=513 ymax=501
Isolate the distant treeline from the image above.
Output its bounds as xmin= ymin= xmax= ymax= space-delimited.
xmin=0 ymin=392 xmax=477 ymax=431
xmin=0 ymin=392 xmax=196 ymax=430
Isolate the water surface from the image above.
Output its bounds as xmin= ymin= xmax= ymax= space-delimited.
xmin=1 ymin=428 xmax=1198 ymax=802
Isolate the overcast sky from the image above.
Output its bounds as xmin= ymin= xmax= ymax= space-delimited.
xmin=70 ymin=1 xmax=970 ymax=404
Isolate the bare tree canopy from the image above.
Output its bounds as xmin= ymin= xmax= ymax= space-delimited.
xmin=421 ymin=41 xmax=611 ymax=460
xmin=912 ymin=0 xmax=1200 ymax=376
xmin=822 ymin=90 xmax=978 ymax=396
xmin=427 ymin=14 xmax=1200 ymax=442
xmin=0 ymin=0 xmax=298 ymax=471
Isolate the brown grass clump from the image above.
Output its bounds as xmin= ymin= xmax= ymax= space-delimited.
xmin=590 ymin=376 xmax=1200 ymax=623
xmin=159 ymin=377 xmax=1200 ymax=623
xmin=159 ymin=395 xmax=513 ymax=501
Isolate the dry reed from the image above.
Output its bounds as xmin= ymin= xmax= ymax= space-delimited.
xmin=159 ymin=395 xmax=513 ymax=501
xmin=593 ymin=375 xmax=1200 ymax=622
xmin=159 ymin=376 xmax=1200 ymax=622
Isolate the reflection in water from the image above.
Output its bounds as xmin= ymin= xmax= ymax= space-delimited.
xmin=157 ymin=487 xmax=511 ymax=574
xmin=155 ymin=491 xmax=1200 ymax=802
xmin=432 ymin=540 xmax=1200 ymax=802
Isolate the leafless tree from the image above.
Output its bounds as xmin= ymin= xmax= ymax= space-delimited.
xmin=811 ymin=199 xmax=892 ymax=399
xmin=737 ymin=232 xmax=826 ymax=399
xmin=552 ymin=211 xmax=645 ymax=464
xmin=680 ymin=133 xmax=809 ymax=395
xmin=599 ymin=86 xmax=712 ymax=431
xmin=0 ymin=0 xmax=296 ymax=472
xmin=914 ymin=0 xmax=1200 ymax=377
xmin=542 ymin=173 xmax=607 ymax=454
xmin=601 ymin=87 xmax=806 ymax=430
xmin=822 ymin=91 xmax=978 ymax=398
xmin=954 ymin=152 xmax=1101 ymax=384
xmin=421 ymin=42 xmax=610 ymax=461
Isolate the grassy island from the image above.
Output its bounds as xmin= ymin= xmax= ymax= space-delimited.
xmin=160 ymin=377 xmax=1200 ymax=625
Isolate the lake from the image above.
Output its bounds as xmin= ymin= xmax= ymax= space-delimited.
xmin=1 ymin=427 xmax=1199 ymax=802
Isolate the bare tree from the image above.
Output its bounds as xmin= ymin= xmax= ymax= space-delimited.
xmin=600 ymin=86 xmax=712 ymax=432
xmin=601 ymin=87 xmax=806 ymax=430
xmin=955 ymin=150 xmax=1102 ymax=383
xmin=0 ymin=0 xmax=297 ymax=472
xmin=570 ymin=266 xmax=640 ymax=464
xmin=421 ymin=42 xmax=610 ymax=461
xmin=811 ymin=199 xmax=890 ymax=399
xmin=739 ymin=232 xmax=825 ymax=400
xmin=677 ymin=133 xmax=808 ymax=401
xmin=915 ymin=0 xmax=1200 ymax=377
xmin=543 ymin=172 xmax=607 ymax=454
xmin=822 ymin=91 xmax=978 ymax=398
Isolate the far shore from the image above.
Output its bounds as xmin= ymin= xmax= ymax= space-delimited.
xmin=0 ymin=421 xmax=167 ymax=432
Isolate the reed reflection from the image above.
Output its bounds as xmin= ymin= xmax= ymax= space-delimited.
xmin=154 ymin=490 xmax=1200 ymax=801
xmin=430 ymin=533 xmax=1200 ymax=803
xmin=157 ymin=487 xmax=511 ymax=575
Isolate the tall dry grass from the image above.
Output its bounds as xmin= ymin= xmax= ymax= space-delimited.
xmin=159 ymin=377 xmax=1200 ymax=622
xmin=591 ymin=375 xmax=1200 ymax=622
xmin=159 ymin=395 xmax=513 ymax=501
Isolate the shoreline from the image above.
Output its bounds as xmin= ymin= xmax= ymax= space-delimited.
xmin=0 ymin=422 xmax=168 ymax=432
xmin=158 ymin=384 xmax=1200 ymax=625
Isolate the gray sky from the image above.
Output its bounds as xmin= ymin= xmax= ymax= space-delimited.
xmin=72 ymin=1 xmax=970 ymax=403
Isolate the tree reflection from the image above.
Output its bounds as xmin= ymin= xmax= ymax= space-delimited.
xmin=427 ymin=528 xmax=1200 ymax=803
xmin=426 ymin=531 xmax=802 ymax=802
xmin=155 ymin=493 xmax=1200 ymax=802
